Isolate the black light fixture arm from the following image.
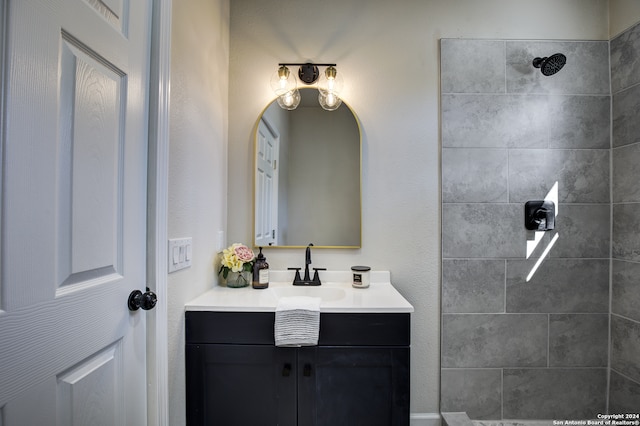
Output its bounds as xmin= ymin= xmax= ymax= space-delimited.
xmin=278 ymin=62 xmax=337 ymax=84
xmin=278 ymin=62 xmax=336 ymax=67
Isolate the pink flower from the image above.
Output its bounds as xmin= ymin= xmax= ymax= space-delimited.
xmin=233 ymin=244 xmax=255 ymax=262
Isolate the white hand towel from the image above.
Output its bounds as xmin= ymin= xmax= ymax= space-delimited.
xmin=274 ymin=296 xmax=321 ymax=347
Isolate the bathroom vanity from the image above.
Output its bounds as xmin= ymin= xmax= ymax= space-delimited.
xmin=185 ymin=271 xmax=413 ymax=426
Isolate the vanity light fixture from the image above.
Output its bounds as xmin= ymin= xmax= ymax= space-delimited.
xmin=271 ymin=62 xmax=344 ymax=111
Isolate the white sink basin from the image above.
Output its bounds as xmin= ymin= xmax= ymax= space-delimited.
xmin=271 ymin=286 xmax=347 ymax=302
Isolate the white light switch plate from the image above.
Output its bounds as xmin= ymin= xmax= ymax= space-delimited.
xmin=168 ymin=237 xmax=192 ymax=273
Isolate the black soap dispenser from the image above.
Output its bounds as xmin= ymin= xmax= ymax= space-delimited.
xmin=252 ymin=247 xmax=269 ymax=289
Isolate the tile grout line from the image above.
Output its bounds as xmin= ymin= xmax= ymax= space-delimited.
xmin=501 ymin=367 xmax=504 ymax=420
xmin=607 ymin=47 xmax=613 ymax=412
xmin=503 ymin=259 xmax=507 ymax=314
xmin=547 ymin=313 xmax=551 ymax=368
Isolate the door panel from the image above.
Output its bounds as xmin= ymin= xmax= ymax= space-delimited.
xmin=298 ymin=347 xmax=410 ymax=426
xmin=56 ymin=342 xmax=124 ymax=426
xmin=84 ymin=0 xmax=127 ymax=33
xmin=186 ymin=344 xmax=297 ymax=426
xmin=0 ymin=0 xmax=151 ymax=423
xmin=58 ymin=34 xmax=124 ymax=289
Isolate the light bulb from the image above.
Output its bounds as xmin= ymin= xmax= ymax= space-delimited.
xmin=277 ymin=89 xmax=300 ymax=110
xmin=318 ymin=90 xmax=342 ymax=111
xmin=270 ymin=65 xmax=297 ymax=96
xmin=317 ymin=66 xmax=344 ymax=95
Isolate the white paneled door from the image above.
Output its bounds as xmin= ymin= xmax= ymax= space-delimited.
xmin=255 ymin=118 xmax=279 ymax=247
xmin=0 ymin=0 xmax=151 ymax=424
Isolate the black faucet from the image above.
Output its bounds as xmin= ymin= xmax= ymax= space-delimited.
xmin=303 ymin=243 xmax=313 ymax=281
xmin=289 ymin=243 xmax=325 ymax=286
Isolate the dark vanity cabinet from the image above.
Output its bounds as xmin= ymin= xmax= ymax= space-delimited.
xmin=186 ymin=311 xmax=410 ymax=426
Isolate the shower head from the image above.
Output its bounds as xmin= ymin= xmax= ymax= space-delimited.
xmin=532 ymin=53 xmax=566 ymax=76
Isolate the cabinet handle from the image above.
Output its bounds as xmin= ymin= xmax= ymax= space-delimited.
xmin=303 ymin=364 xmax=312 ymax=377
xmin=282 ymin=363 xmax=292 ymax=377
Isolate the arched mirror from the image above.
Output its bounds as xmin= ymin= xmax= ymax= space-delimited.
xmin=254 ymin=88 xmax=361 ymax=248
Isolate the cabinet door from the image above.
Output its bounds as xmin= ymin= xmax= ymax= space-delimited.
xmin=297 ymin=347 xmax=410 ymax=426
xmin=186 ymin=344 xmax=297 ymax=426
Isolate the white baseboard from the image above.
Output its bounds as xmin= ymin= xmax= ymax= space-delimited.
xmin=411 ymin=412 xmax=442 ymax=426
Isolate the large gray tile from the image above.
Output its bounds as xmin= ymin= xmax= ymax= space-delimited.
xmin=507 ymin=149 xmax=553 ymax=202
xmin=549 ymin=314 xmax=608 ymax=367
xmin=548 ymin=95 xmax=610 ymax=149
xmin=548 ymin=204 xmax=610 ymax=258
xmin=442 ymin=148 xmax=508 ymax=203
xmin=611 ymin=315 xmax=640 ymax=383
xmin=508 ymin=149 xmax=610 ymax=204
xmin=611 ymin=21 xmax=640 ymax=93
xmin=440 ymin=369 xmax=502 ymax=420
xmin=506 ymin=41 xmax=610 ymax=95
xmin=506 ymin=259 xmax=609 ymax=313
xmin=441 ymin=94 xmax=548 ymax=148
xmin=612 ymin=260 xmax=640 ymax=322
xmin=442 ymin=259 xmax=505 ymax=313
xmin=613 ymin=203 xmax=640 ymax=262
xmin=441 ymin=39 xmax=505 ymax=94
xmin=503 ymin=369 xmax=607 ymax=419
xmin=613 ymin=84 xmax=640 ymax=148
xmin=442 ymin=314 xmax=547 ymax=368
xmin=609 ymin=370 xmax=640 ymax=414
xmin=442 ymin=204 xmax=525 ymax=259
xmin=613 ymin=142 xmax=640 ymax=202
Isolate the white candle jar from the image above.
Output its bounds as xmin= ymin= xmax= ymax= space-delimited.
xmin=351 ymin=266 xmax=371 ymax=288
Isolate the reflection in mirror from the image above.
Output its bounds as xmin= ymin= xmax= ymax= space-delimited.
xmin=254 ymin=89 xmax=361 ymax=248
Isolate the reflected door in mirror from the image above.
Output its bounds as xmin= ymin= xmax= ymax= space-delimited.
xmin=255 ymin=118 xmax=279 ymax=246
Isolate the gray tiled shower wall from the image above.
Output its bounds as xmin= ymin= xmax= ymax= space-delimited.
xmin=440 ymin=38 xmax=619 ymax=420
xmin=610 ymin=21 xmax=640 ymax=414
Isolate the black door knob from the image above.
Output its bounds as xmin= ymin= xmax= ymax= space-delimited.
xmin=128 ymin=288 xmax=158 ymax=311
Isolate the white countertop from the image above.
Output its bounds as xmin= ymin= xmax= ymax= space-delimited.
xmin=185 ymin=270 xmax=414 ymax=313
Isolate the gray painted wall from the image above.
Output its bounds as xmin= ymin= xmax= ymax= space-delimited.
xmin=440 ymin=39 xmax=611 ymax=419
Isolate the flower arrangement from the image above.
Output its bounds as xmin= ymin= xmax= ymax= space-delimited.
xmin=218 ymin=243 xmax=255 ymax=286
